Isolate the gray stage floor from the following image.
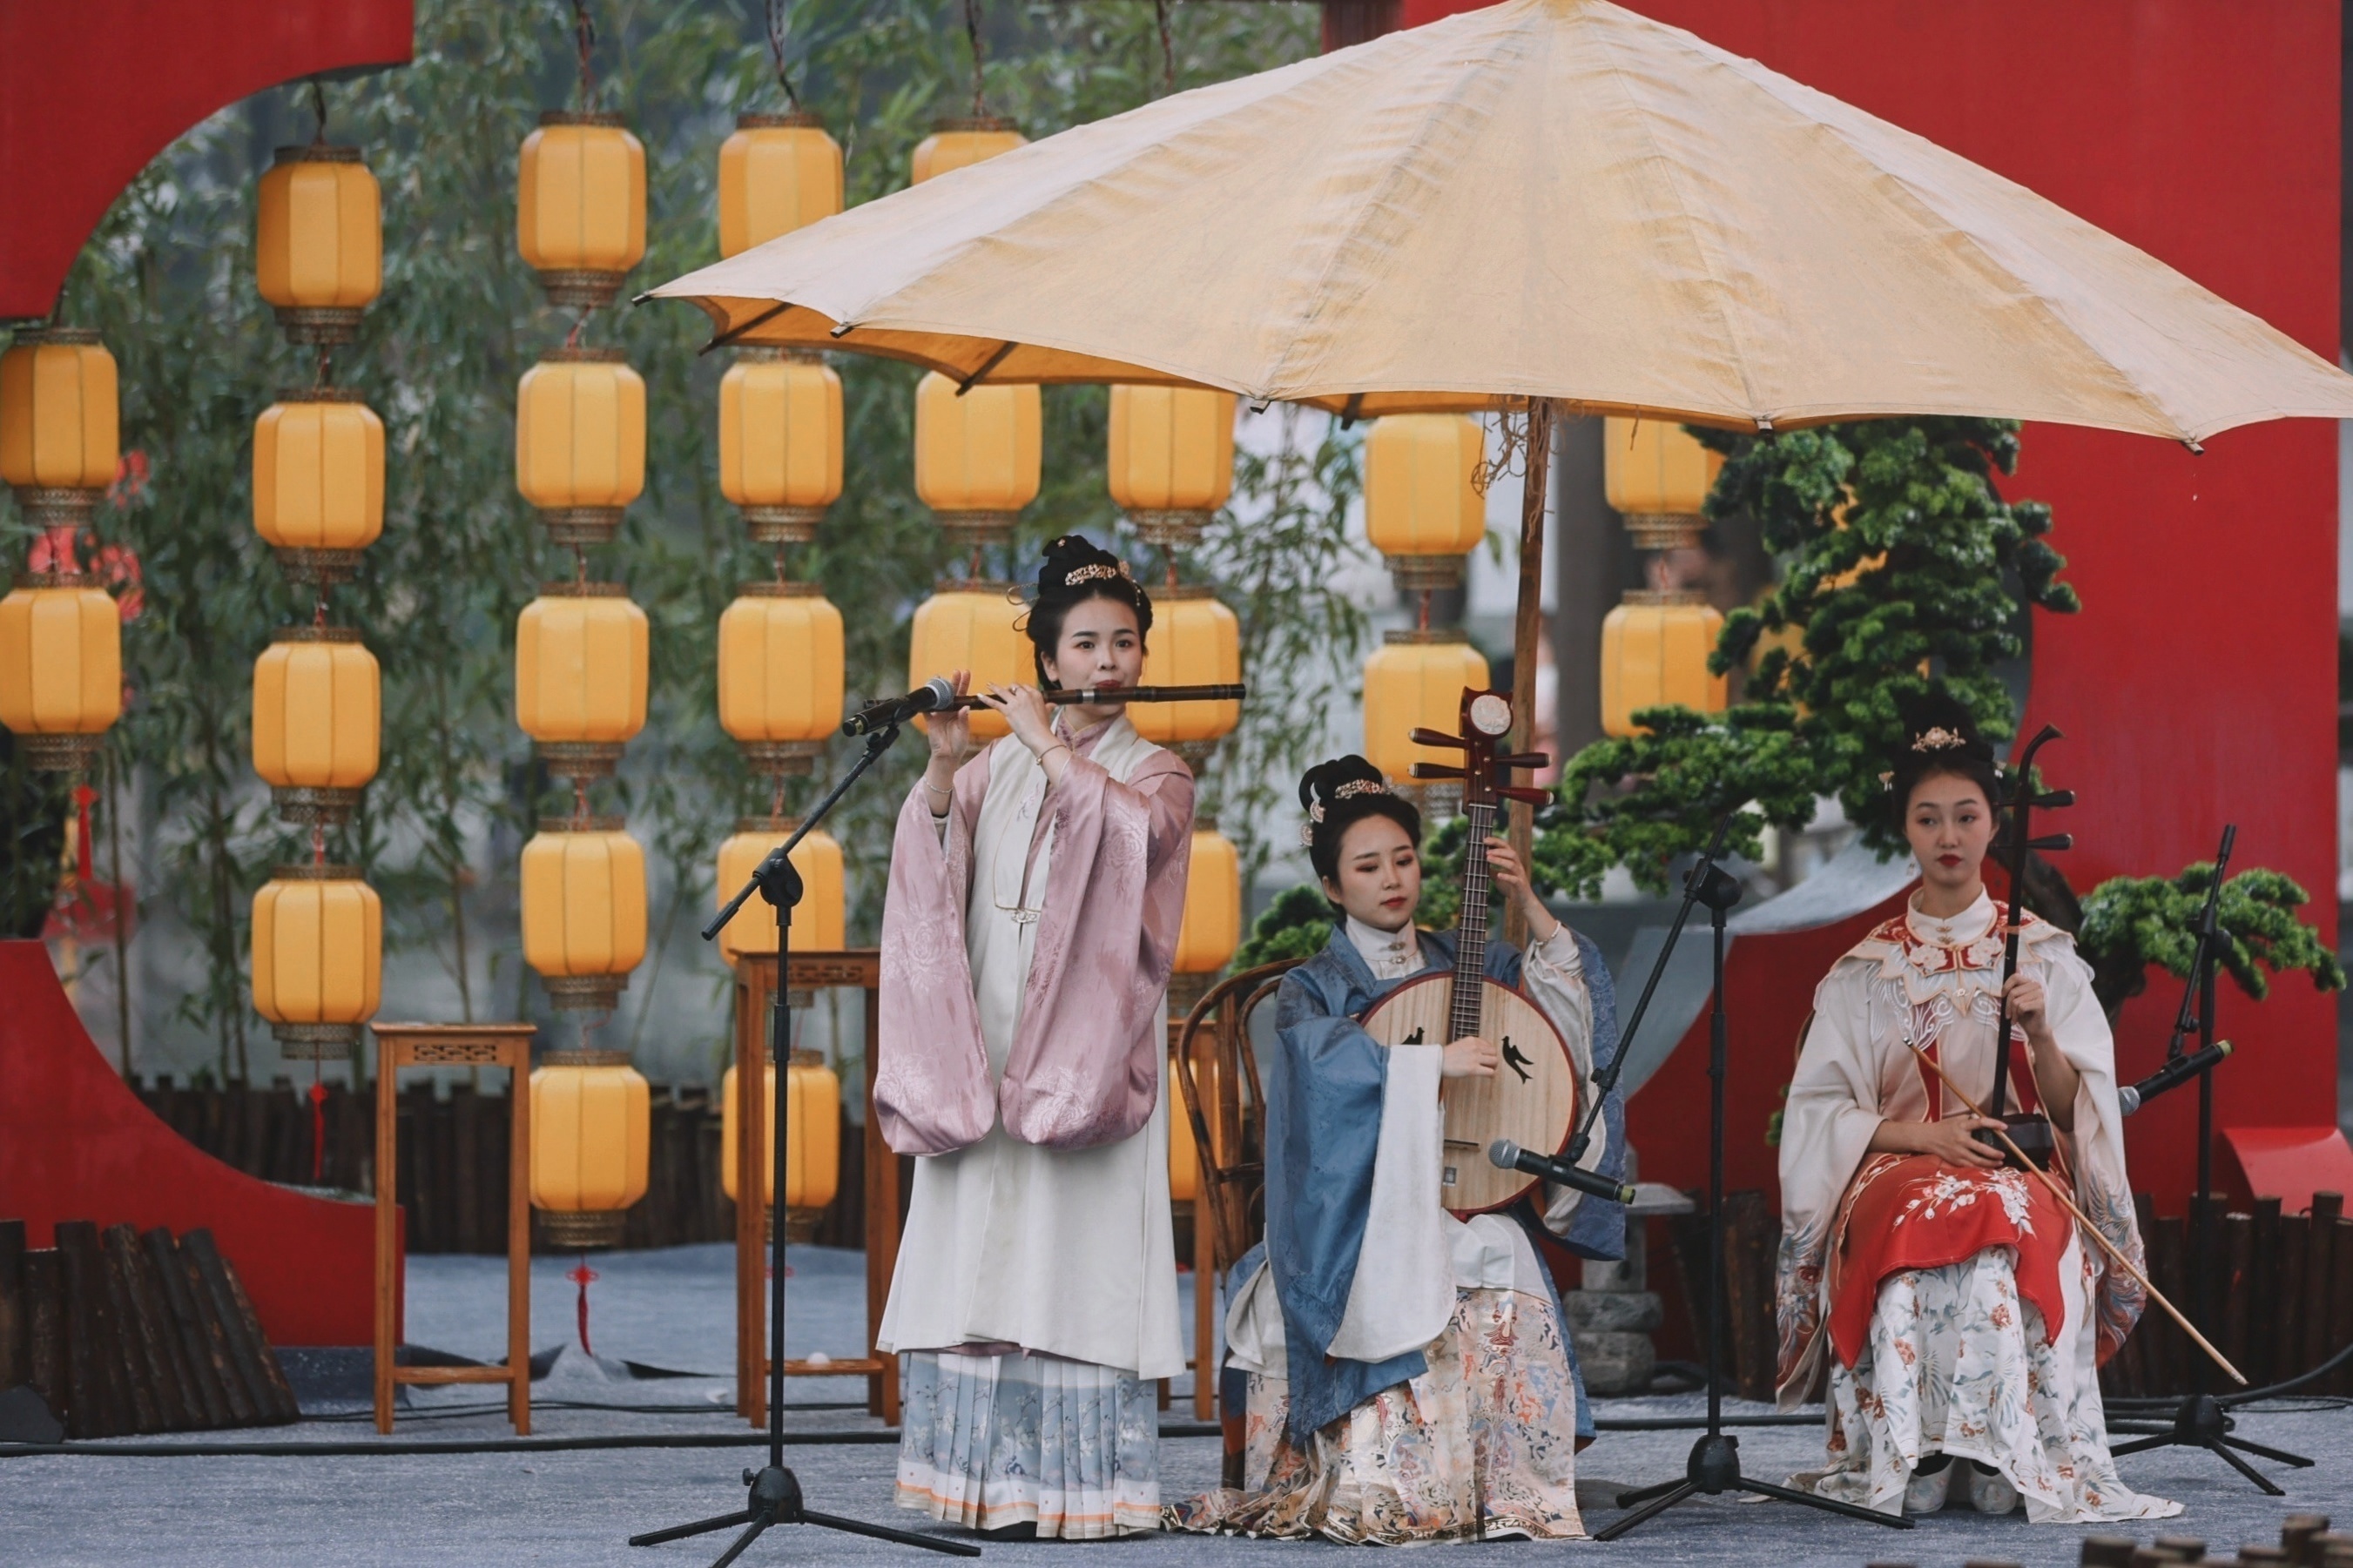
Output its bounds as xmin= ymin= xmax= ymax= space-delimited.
xmin=5 ymin=1243 xmax=2350 ymax=1567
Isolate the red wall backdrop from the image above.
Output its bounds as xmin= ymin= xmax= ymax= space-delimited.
xmin=1406 ymin=0 xmax=2343 ymax=1210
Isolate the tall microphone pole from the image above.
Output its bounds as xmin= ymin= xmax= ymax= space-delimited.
xmin=1595 ymin=824 xmax=1909 ymax=1541
xmin=2106 ymin=824 xmax=2313 ymax=1491
xmin=630 ymin=719 xmax=979 ymax=1562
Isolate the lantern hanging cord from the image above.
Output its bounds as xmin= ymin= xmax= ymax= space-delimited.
xmin=1156 ymin=0 xmax=1175 ymax=97
xmin=1471 ymin=410 xmax=1528 ymax=499
xmin=572 ymin=778 xmax=590 ymax=826
xmin=567 ymin=0 xmax=598 ymax=114
xmin=962 ymin=0 xmax=989 ymax=118
xmin=314 ymin=347 xmax=334 ymax=389
xmin=309 ymin=80 xmax=328 ymax=145
xmin=308 ymin=1060 xmax=327 ymax=1184
xmin=765 ymin=0 xmax=802 ymax=112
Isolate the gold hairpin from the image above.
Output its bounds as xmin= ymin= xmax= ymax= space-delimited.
xmin=1911 ymin=727 xmax=1965 ymax=752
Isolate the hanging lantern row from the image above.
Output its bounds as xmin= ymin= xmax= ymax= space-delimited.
xmin=914 ymin=371 xmax=1042 ymax=551
xmin=253 ymin=627 xmax=380 ymax=824
xmin=1599 ymin=416 xmax=1728 ymax=737
xmin=518 ymin=112 xmax=648 ymax=310
xmin=516 ymin=582 xmax=650 ymax=781
xmin=717 ymin=582 xmax=841 ymax=777
xmin=718 ymin=350 xmax=842 ymax=545
xmin=251 ymin=865 xmax=382 ymax=1060
xmin=255 ymin=144 xmax=381 ymax=347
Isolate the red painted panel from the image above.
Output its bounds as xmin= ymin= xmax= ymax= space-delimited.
xmin=0 ymin=0 xmax=414 ymax=319
xmin=1401 ymin=0 xmax=2342 ymax=1211
xmin=0 ymin=940 xmax=374 ymax=1346
xmin=2221 ymin=1125 xmax=2353 ymax=1215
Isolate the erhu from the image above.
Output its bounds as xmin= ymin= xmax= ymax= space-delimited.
xmin=1980 ymin=723 xmax=2075 ymax=1170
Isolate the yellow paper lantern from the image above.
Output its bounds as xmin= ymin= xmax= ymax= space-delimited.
xmin=253 ymin=389 xmax=384 ymax=573
xmin=1365 ymin=414 xmax=1486 ymax=589
xmin=254 ymin=145 xmax=381 ymax=345
xmin=907 ymin=582 xmax=1028 ymax=742
xmin=718 ymin=113 xmax=845 ymax=258
xmin=252 ymin=627 xmax=379 ymax=822
xmin=252 ymin=865 xmax=381 ymax=1060
xmin=516 ymin=112 xmax=647 ymax=308
xmin=913 ymin=371 xmax=1041 ymax=544
xmin=516 ymin=347 xmax=646 ymax=546
xmin=530 ymin=1053 xmax=651 ymax=1248
xmin=1107 ymin=385 xmax=1236 ymax=544
xmin=1132 ymin=588 xmax=1240 ymax=749
xmin=715 ymin=818 xmax=846 ymax=964
xmin=719 ymin=1051 xmax=841 ymax=1213
xmin=910 ymin=117 xmax=1027 ymax=183
xmin=1173 ymin=824 xmax=1242 ymax=976
xmin=718 ymin=350 xmax=843 ymax=542
xmin=0 ymin=327 xmax=118 ymax=527
xmin=516 ymin=582 xmax=649 ymax=777
xmin=1167 ymin=1048 xmax=1223 ymax=1205
xmin=717 ymin=584 xmax=844 ymax=775
xmin=1600 ymin=591 xmax=1729 ymax=737
xmin=1603 ymin=416 xmax=1723 ymax=550
xmin=0 ymin=578 xmax=121 ymax=771
xmin=1363 ymin=631 xmax=1489 ymax=800
xmin=521 ymin=818 xmax=649 ymax=1011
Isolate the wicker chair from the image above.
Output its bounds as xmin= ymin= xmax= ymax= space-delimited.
xmin=1170 ymin=957 xmax=1300 ymax=1418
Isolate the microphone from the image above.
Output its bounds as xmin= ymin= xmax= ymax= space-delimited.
xmin=1489 ymin=1138 xmax=1638 ymax=1205
xmin=842 ymin=676 xmax=956 ymax=737
xmin=2119 ymin=1040 xmax=2233 ymax=1116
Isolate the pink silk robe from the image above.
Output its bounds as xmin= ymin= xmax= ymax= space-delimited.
xmin=873 ymin=716 xmax=1195 ymax=1156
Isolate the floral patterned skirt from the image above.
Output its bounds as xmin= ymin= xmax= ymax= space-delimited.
xmin=1166 ymin=1287 xmax=1584 ymax=1544
xmin=1791 ymin=1245 xmax=2180 ymax=1524
xmin=894 ymin=1349 xmax=1161 ymax=1538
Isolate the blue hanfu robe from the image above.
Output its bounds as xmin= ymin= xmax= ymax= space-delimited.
xmin=1230 ymin=922 xmax=1626 ymax=1446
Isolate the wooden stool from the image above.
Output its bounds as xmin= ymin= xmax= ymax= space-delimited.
xmin=371 ymin=1023 xmax=536 ymax=1434
xmin=732 ymin=952 xmax=900 ymax=1426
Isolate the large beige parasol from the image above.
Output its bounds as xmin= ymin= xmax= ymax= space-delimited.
xmin=647 ymin=0 xmax=2353 ymax=879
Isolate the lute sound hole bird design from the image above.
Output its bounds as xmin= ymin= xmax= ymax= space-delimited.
xmin=1357 ymin=687 xmax=1578 ymax=1215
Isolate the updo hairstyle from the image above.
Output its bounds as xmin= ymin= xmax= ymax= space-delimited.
xmin=1885 ymin=694 xmax=2003 ymax=825
xmin=1026 ymin=533 xmax=1154 ymax=689
xmin=1301 ymin=756 xmax=1423 ymax=893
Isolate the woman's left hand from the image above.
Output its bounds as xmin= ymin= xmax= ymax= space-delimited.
xmin=976 ymin=683 xmax=1058 ymax=757
xmin=1486 ymin=835 xmax=1559 ymax=943
xmin=2003 ymin=972 xmax=2053 ymax=1047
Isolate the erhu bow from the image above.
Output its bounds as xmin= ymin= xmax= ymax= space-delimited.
xmin=1982 ymin=723 xmax=2075 ymax=1169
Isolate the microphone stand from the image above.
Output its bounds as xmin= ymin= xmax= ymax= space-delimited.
xmin=1595 ymin=826 xmax=1911 ymax=1540
xmin=2107 ymin=824 xmax=2313 ymax=1491
xmin=630 ymin=721 xmax=979 ymax=1564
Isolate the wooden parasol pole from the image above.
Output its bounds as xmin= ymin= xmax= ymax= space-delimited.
xmin=1504 ymin=397 xmax=1555 ymax=946
xmin=1907 ymin=1043 xmax=2244 ymax=1385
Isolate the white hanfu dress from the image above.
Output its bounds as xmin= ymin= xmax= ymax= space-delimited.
xmin=878 ymin=713 xmax=1190 ymax=1538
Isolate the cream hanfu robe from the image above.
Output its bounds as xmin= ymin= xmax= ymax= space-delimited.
xmin=1775 ymin=889 xmax=2178 ymax=1523
xmin=873 ymin=710 xmax=1193 ymax=1538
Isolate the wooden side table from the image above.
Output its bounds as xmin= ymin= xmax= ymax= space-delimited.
xmin=733 ymin=951 xmax=900 ymax=1426
xmin=371 ymin=1022 xmax=536 ymax=1435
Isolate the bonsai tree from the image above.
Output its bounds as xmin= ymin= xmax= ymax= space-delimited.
xmin=1534 ymin=416 xmax=2079 ymax=893
xmin=1231 ymin=883 xmax=1338 ymax=971
xmin=2076 ymin=863 xmax=2345 ymax=1021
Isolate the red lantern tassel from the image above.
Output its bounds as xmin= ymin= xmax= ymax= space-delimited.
xmin=568 ymin=1254 xmax=599 ymax=1357
xmin=309 ymin=1071 xmax=328 ymax=1184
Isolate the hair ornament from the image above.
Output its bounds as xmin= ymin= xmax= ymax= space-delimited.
xmin=1332 ymin=778 xmax=1389 ymax=803
xmin=1062 ymin=560 xmax=1132 ymax=589
xmin=1911 ymin=726 xmax=1967 ymax=753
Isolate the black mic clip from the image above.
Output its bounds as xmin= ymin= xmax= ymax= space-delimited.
xmin=1488 ymin=1138 xmax=1637 ymax=1205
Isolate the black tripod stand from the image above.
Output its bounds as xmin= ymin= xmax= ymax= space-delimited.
xmin=630 ymin=723 xmax=979 ymax=1565
xmin=1595 ymin=842 xmax=1911 ymax=1541
xmin=2107 ymin=824 xmax=2313 ymax=1494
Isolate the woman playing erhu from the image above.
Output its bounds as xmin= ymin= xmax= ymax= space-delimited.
xmin=1777 ymin=703 xmax=2177 ymax=1522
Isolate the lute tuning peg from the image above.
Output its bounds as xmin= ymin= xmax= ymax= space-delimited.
xmin=1408 ymin=728 xmax=1468 ymax=750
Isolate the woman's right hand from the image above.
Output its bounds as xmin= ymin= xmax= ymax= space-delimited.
xmin=1441 ymin=1036 xmax=1499 ymax=1080
xmin=1904 ymin=1115 xmax=2007 ymax=1168
xmin=926 ymin=670 xmax=974 ymax=766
